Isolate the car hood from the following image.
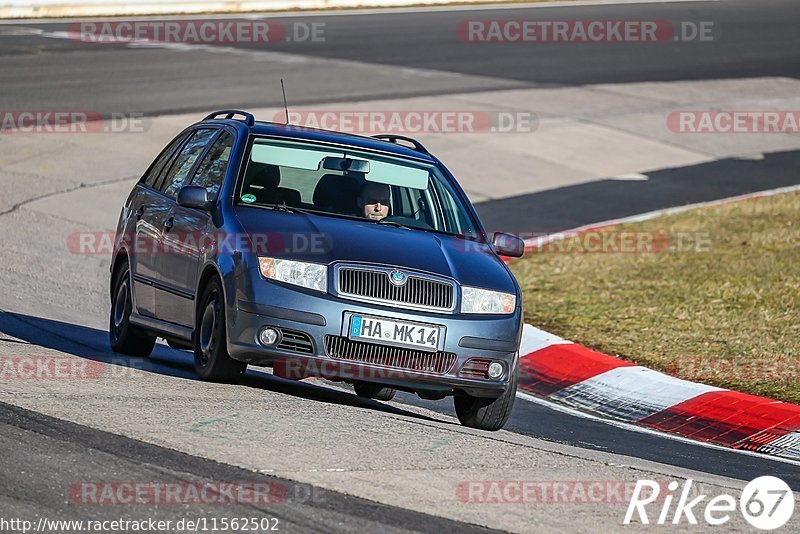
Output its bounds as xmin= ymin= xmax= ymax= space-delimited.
xmin=234 ymin=207 xmax=516 ymax=293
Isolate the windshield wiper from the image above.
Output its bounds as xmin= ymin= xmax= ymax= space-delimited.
xmin=263 ymin=202 xmax=309 ymax=214
xmin=376 ymin=219 xmax=412 ymax=230
xmin=254 ymin=204 xmax=418 ymax=230
xmin=258 ymin=203 xmax=365 ymax=222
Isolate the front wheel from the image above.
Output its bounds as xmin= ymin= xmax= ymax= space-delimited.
xmin=353 ymin=381 xmax=396 ymax=401
xmin=193 ymin=278 xmax=246 ymax=382
xmin=454 ymin=367 xmax=517 ymax=431
xmin=109 ymin=261 xmax=156 ymax=358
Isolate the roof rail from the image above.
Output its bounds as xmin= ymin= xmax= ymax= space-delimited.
xmin=203 ymin=109 xmax=255 ymax=127
xmin=371 ymin=134 xmax=429 ymax=155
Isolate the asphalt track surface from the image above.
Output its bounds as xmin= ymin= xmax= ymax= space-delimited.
xmin=3 ymin=310 xmax=800 ymax=491
xmin=0 ymin=0 xmax=798 ymax=114
xmin=477 ymin=148 xmax=800 ymax=233
xmin=0 ymin=400 xmax=496 ymax=534
xmin=2 ymin=0 xmax=800 ymax=531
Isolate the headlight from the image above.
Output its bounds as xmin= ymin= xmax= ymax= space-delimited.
xmin=258 ymin=257 xmax=327 ymax=292
xmin=461 ymin=286 xmax=516 ymax=314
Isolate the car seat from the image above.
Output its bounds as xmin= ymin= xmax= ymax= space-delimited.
xmin=244 ymin=162 xmax=302 ymax=206
xmin=312 ymin=174 xmax=363 ymax=216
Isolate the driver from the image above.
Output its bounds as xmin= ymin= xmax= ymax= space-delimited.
xmin=358 ymin=182 xmax=391 ymax=221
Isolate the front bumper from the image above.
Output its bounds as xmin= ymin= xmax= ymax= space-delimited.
xmin=226 ymin=279 xmax=521 ymax=398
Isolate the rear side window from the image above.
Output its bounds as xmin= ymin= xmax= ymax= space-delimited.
xmin=158 ymin=128 xmax=217 ymax=199
xmin=142 ymin=131 xmax=189 ymax=188
xmin=188 ymin=131 xmax=234 ymax=200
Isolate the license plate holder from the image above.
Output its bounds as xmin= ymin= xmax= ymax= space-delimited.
xmin=347 ymin=314 xmax=444 ymax=352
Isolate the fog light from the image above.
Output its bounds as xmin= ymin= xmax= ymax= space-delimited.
xmin=487 ymin=361 xmax=504 ymax=379
xmin=258 ymin=327 xmax=281 ymax=347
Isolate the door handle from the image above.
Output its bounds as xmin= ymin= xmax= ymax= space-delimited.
xmin=164 ymin=217 xmax=174 ymax=231
xmin=135 ymin=206 xmax=145 ymax=220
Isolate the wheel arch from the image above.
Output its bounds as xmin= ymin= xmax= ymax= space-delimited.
xmin=195 ymin=262 xmax=227 ymax=319
xmin=195 ymin=261 xmax=237 ymax=353
xmin=110 ymin=248 xmax=130 ymax=302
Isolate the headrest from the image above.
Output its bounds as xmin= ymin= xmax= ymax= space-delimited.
xmin=246 ymin=162 xmax=281 ymax=191
xmin=313 ymin=174 xmax=362 ymax=215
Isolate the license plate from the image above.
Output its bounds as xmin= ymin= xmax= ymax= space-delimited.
xmin=349 ymin=314 xmax=442 ymax=352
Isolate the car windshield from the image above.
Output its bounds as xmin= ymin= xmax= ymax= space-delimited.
xmin=237 ymin=137 xmax=480 ymax=236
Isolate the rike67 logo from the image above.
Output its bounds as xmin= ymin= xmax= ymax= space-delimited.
xmin=625 ymin=476 xmax=795 ymax=530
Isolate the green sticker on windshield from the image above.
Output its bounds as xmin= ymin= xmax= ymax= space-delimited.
xmin=241 ymin=194 xmax=256 ymax=204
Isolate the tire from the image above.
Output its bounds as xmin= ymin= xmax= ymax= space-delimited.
xmin=454 ymin=366 xmax=517 ymax=431
xmin=193 ymin=277 xmax=246 ymax=382
xmin=109 ymin=261 xmax=156 ymax=358
xmin=353 ymin=381 xmax=396 ymax=401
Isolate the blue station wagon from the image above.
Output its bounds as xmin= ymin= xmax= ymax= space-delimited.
xmin=109 ymin=110 xmax=525 ymax=430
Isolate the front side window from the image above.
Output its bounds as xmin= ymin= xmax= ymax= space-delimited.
xmin=237 ymin=138 xmax=479 ymax=236
xmin=189 ymin=131 xmax=234 ymax=199
xmin=158 ymin=128 xmax=217 ymax=199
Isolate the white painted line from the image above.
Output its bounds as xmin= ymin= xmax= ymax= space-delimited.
xmin=550 ymin=365 xmax=723 ymax=420
xmin=518 ymin=323 xmax=571 ymax=356
xmin=515 ymin=390 xmax=800 ymax=468
xmin=610 ymin=172 xmax=649 ymax=181
xmin=0 ymin=0 xmax=721 ymax=24
xmin=36 ymin=29 xmax=470 ymax=81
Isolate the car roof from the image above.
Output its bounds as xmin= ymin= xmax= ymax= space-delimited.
xmin=199 ymin=113 xmax=437 ymax=163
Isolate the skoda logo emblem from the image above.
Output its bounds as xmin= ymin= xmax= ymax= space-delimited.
xmin=389 ymin=270 xmax=407 ymax=286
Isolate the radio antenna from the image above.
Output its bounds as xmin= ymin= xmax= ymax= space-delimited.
xmin=281 ymin=79 xmax=290 ymax=125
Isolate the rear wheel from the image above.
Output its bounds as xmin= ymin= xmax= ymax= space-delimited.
xmin=353 ymin=381 xmax=396 ymax=401
xmin=109 ymin=261 xmax=156 ymax=358
xmin=454 ymin=367 xmax=517 ymax=431
xmin=193 ymin=277 xmax=246 ymax=382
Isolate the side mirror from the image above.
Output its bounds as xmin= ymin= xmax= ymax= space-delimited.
xmin=177 ymin=185 xmax=212 ymax=211
xmin=492 ymin=232 xmax=524 ymax=258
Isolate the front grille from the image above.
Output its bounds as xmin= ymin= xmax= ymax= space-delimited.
xmin=338 ymin=267 xmax=455 ymax=311
xmin=277 ymin=328 xmax=314 ymax=354
xmin=325 ymin=336 xmax=456 ymax=375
